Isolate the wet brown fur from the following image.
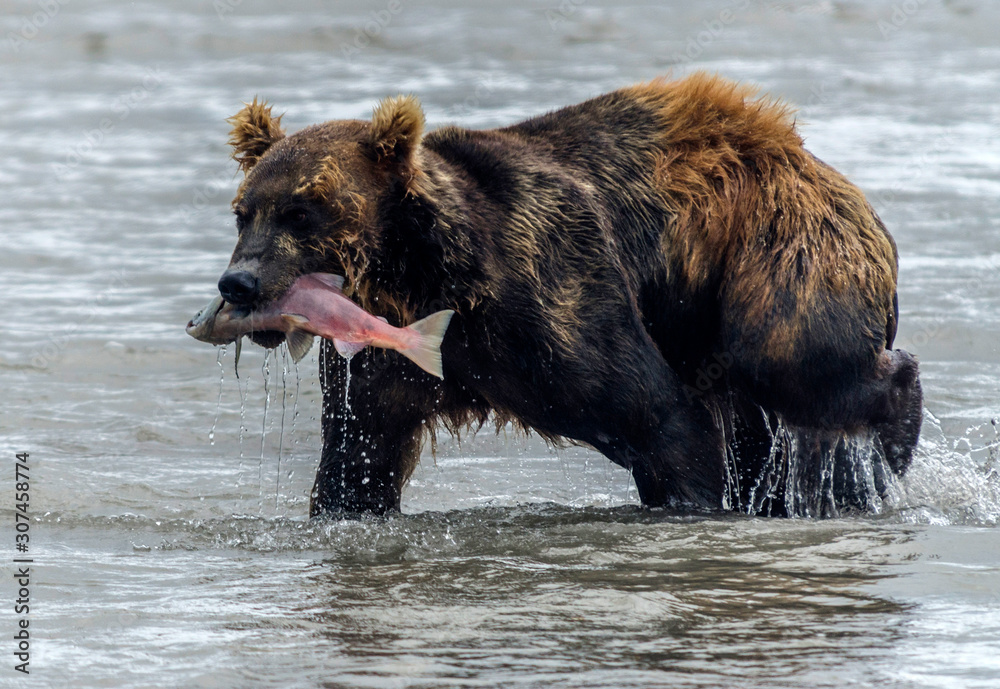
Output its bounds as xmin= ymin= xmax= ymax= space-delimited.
xmin=217 ymin=72 xmax=921 ymax=516
xmin=625 ymin=75 xmax=897 ymax=362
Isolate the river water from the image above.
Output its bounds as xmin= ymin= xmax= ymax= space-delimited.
xmin=2 ymin=1 xmax=1000 ymax=687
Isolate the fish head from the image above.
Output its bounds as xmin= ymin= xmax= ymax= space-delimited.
xmin=185 ymin=295 xmax=252 ymax=345
xmin=185 ymin=295 xmax=224 ymax=341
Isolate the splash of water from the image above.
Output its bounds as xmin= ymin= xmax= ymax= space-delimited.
xmin=895 ymin=411 xmax=1000 ymax=525
xmin=720 ymin=400 xmax=1000 ymax=523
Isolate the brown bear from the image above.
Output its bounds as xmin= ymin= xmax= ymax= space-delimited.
xmin=214 ymin=72 xmax=922 ymax=517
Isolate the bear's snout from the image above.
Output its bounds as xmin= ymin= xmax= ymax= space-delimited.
xmin=218 ymin=270 xmax=260 ymax=306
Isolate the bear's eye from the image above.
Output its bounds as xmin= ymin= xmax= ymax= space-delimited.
xmin=234 ymin=210 xmax=249 ymax=232
xmin=278 ymin=206 xmax=310 ymax=229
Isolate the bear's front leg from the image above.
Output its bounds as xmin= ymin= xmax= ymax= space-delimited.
xmin=310 ymin=341 xmax=439 ymax=517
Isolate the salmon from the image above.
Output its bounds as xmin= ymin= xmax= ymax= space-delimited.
xmin=185 ymin=273 xmax=454 ymax=379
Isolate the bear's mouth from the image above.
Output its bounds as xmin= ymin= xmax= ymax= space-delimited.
xmin=246 ymin=284 xmax=293 ymax=348
xmin=188 ymin=272 xmax=350 ymax=353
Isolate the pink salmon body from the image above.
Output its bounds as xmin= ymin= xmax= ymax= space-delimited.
xmin=185 ymin=273 xmax=454 ymax=379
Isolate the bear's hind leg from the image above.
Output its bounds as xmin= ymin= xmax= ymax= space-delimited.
xmin=727 ymin=341 xmax=922 ymax=510
xmin=726 ymin=284 xmax=923 ymax=483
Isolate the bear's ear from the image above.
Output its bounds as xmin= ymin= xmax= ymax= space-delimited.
xmin=369 ymin=94 xmax=425 ymax=188
xmin=227 ymin=98 xmax=285 ymax=174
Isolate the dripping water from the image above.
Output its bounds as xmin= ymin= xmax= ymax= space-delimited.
xmin=274 ymin=346 xmax=289 ymax=511
xmin=339 ymin=354 xmax=353 ymax=454
xmin=711 ymin=398 xmax=742 ymax=512
xmin=781 ymin=428 xmax=894 ymax=518
xmin=339 ymin=354 xmax=358 ymax=492
xmin=288 ymin=355 xmax=301 ymax=487
xmin=343 ymin=353 xmax=352 ymax=414
xmin=783 ymin=429 xmax=835 ymax=518
xmin=310 ymin=342 xmax=332 ymax=506
xmin=745 ymin=408 xmax=787 ymax=517
xmin=714 ymin=395 xmax=892 ymax=518
xmin=236 ymin=344 xmax=250 ymax=495
xmin=258 ymin=348 xmax=272 ymax=512
xmin=209 ymin=344 xmax=226 ymax=446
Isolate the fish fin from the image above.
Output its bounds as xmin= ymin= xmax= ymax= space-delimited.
xmin=234 ymin=336 xmax=243 ymax=378
xmin=334 ymin=339 xmax=366 ymax=359
xmin=400 ymin=310 xmax=455 ymax=379
xmin=377 ymin=316 xmax=388 ymax=324
xmin=281 ymin=313 xmax=310 ymax=327
xmin=311 ymin=273 xmax=345 ymax=292
xmin=286 ymin=330 xmax=315 ymax=363
xmin=279 ymin=313 xmax=314 ymax=362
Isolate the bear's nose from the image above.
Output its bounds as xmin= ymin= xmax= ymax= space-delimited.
xmin=218 ymin=270 xmax=260 ymax=305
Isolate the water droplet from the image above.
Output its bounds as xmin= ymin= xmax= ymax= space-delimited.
xmin=210 ymin=346 xmax=226 ymax=446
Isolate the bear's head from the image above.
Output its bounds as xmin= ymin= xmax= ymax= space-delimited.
xmin=217 ymin=95 xmax=429 ymax=347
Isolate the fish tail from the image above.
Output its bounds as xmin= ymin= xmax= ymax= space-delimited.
xmin=401 ymin=310 xmax=455 ymax=379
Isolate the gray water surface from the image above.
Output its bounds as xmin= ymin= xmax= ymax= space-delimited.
xmin=2 ymin=1 xmax=1000 ymax=687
